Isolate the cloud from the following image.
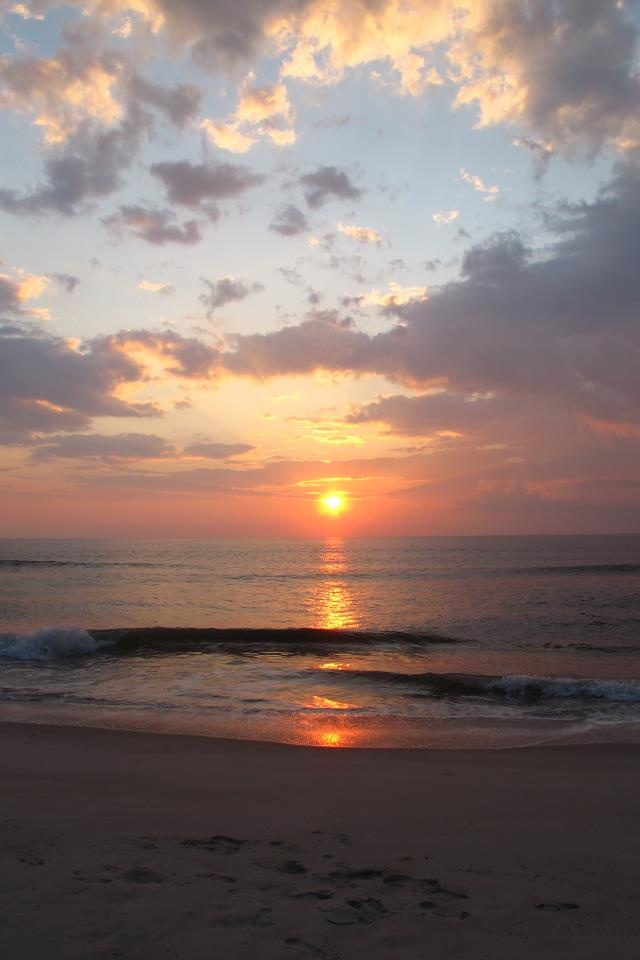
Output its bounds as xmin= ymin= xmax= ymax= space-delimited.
xmin=129 ymin=73 xmax=203 ymax=127
xmin=138 ymin=279 xmax=173 ymax=294
xmin=0 ymin=115 xmax=142 ymax=216
xmin=49 ymin=272 xmax=80 ymax=293
xmin=199 ymin=275 xmax=264 ymax=315
xmin=345 ymin=390 xmax=511 ymax=438
xmin=93 ymin=328 xmax=221 ymax=379
xmin=452 ymin=0 xmax=640 ymax=154
xmin=150 ymin=159 xmax=264 ymax=216
xmin=9 ymin=3 xmax=45 ymax=20
xmin=0 ymin=22 xmax=207 ymax=217
xmin=0 ymin=320 xmax=159 ymax=443
xmin=359 ymin=282 xmax=428 ymax=309
xmin=77 ymin=452 xmax=416 ymax=497
xmin=216 ymin=155 xmax=640 ymax=436
xmin=183 ymin=441 xmax=255 ymax=459
xmin=0 ymin=269 xmax=48 ymax=308
xmin=513 ymin=136 xmax=555 ymax=178
xmin=103 ymin=205 xmax=201 ymax=244
xmin=300 ymin=166 xmax=361 ymax=208
xmin=459 ymin=167 xmax=499 ymax=202
xmin=337 ymin=222 xmax=382 ymax=244
xmin=0 ymin=18 xmax=203 ymax=142
xmin=0 ymin=23 xmax=123 ymax=145
xmin=11 ymin=1 xmax=640 ymax=159
xmin=0 ymin=71 xmax=204 ymax=218
xmin=432 ymin=209 xmax=460 ymax=225
xmin=200 ymin=118 xmax=255 ymax=154
xmin=201 ymin=78 xmax=295 ymax=153
xmin=276 ymin=0 xmax=451 ymax=96
xmin=314 ymin=113 xmax=351 ymax=128
xmin=269 ymin=203 xmax=308 ymax=236
xmin=32 ymin=432 xmax=175 ymax=460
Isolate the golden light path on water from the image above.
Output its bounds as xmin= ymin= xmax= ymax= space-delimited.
xmin=299 ymin=538 xmax=365 ymax=747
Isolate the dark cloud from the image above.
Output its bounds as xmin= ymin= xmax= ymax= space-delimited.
xmin=49 ymin=273 xmax=80 ymax=293
xmin=32 ymin=432 xmax=175 ymax=461
xmin=300 ymin=166 xmax=362 ymax=208
xmin=0 ymin=116 xmax=143 ymax=217
xmin=81 ymin=453 xmax=411 ymax=495
xmin=0 ymin=275 xmax=24 ymax=311
xmin=0 ymin=321 xmax=159 ymax=443
xmin=278 ymin=267 xmax=303 ymax=285
xmin=0 ymin=22 xmax=207 ymax=217
xmin=183 ymin=441 xmax=255 ymax=459
xmin=346 ymin=391 xmax=518 ymax=439
xmin=314 ymin=113 xmax=351 ymax=128
xmin=7 ymin=0 xmax=640 ymax=158
xmin=150 ymin=0 xmax=311 ymax=73
xmin=221 ymin=156 xmax=640 ymax=432
xmin=93 ymin=329 xmax=221 ymax=379
xmin=103 ymin=205 xmax=201 ymax=245
xmin=513 ymin=137 xmax=555 ymax=178
xmin=269 ymin=203 xmax=309 ymax=235
xmin=129 ymin=75 xmax=203 ymax=127
xmin=150 ymin=160 xmax=264 ymax=213
xmin=199 ymin=276 xmax=264 ymax=315
xmin=0 ymin=320 xmax=223 ymax=444
xmin=468 ymin=0 xmax=640 ymax=152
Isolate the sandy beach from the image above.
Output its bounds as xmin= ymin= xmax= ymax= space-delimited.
xmin=0 ymin=723 xmax=638 ymax=958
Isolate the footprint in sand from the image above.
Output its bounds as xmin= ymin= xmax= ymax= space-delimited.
xmin=284 ymin=938 xmax=329 ymax=958
xmin=418 ymin=877 xmax=469 ymax=899
xmin=289 ymin=890 xmax=335 ymax=901
xmin=328 ymin=867 xmax=385 ymax=883
xmin=252 ymin=907 xmax=275 ymax=927
xmin=195 ymin=872 xmax=236 ymax=883
xmin=278 ymin=860 xmax=307 ymax=874
xmin=334 ymin=833 xmax=352 ymax=846
xmin=322 ymin=897 xmax=385 ymax=925
xmin=181 ymin=835 xmax=245 ymax=855
xmin=419 ymin=900 xmax=471 ymax=921
xmin=535 ymin=902 xmax=580 ymax=912
xmin=119 ymin=866 xmax=166 ymax=884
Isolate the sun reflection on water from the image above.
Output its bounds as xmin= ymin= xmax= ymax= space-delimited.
xmin=310 ymin=695 xmax=351 ymax=710
xmin=318 ymin=730 xmax=343 ymax=747
xmin=312 ymin=538 xmax=360 ymax=631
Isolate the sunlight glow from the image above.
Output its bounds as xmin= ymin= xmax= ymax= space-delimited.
xmin=319 ymin=731 xmax=343 ymax=747
xmin=319 ymin=493 xmax=346 ymax=515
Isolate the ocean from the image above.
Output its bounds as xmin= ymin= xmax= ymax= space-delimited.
xmin=1 ymin=535 xmax=639 ymax=748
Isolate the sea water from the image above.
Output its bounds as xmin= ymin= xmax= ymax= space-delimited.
xmin=1 ymin=535 xmax=639 ymax=748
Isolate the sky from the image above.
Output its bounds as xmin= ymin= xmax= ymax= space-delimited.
xmin=0 ymin=0 xmax=639 ymax=537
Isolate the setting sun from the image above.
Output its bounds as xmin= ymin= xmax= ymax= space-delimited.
xmin=320 ymin=494 xmax=346 ymax=515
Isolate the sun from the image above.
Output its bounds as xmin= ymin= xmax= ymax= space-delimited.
xmin=320 ymin=493 xmax=346 ymax=515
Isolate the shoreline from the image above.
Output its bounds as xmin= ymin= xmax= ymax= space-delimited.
xmin=2 ymin=705 xmax=640 ymax=750
xmin=1 ymin=722 xmax=639 ymax=957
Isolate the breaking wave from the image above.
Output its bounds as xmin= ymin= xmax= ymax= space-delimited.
xmin=340 ymin=670 xmax=640 ymax=703
xmin=0 ymin=626 xmax=111 ymax=662
xmin=0 ymin=625 xmax=459 ymax=661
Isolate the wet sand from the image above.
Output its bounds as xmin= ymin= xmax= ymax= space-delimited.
xmin=1 ymin=722 xmax=638 ymax=959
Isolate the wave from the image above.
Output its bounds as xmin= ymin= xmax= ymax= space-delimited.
xmin=0 ymin=627 xmax=110 ymax=661
xmin=526 ymin=563 xmax=640 ymax=575
xmin=340 ymin=670 xmax=640 ymax=703
xmin=0 ymin=625 xmax=458 ymax=661
xmin=0 ymin=559 xmax=163 ymax=569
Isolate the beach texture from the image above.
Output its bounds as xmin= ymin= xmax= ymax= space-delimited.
xmin=1 ymin=723 xmax=638 ymax=959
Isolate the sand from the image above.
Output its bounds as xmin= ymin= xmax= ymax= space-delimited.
xmin=0 ymin=723 xmax=638 ymax=959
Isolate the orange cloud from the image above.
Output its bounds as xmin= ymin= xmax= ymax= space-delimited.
xmin=201 ymin=77 xmax=295 ymax=153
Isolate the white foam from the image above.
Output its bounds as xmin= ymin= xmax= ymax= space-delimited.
xmin=480 ymin=675 xmax=640 ymax=702
xmin=0 ymin=626 xmax=106 ymax=661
